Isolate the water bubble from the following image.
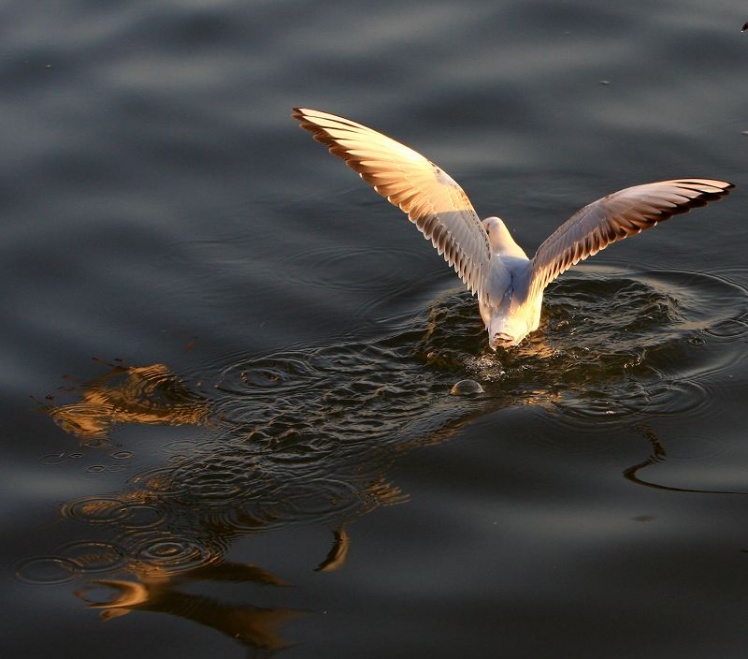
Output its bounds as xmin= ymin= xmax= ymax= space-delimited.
xmin=450 ymin=379 xmax=484 ymax=396
xmin=109 ymin=450 xmax=134 ymax=460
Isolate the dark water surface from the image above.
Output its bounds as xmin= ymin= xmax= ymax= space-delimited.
xmin=3 ymin=1 xmax=747 ymax=657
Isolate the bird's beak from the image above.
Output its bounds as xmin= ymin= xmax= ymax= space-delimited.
xmin=489 ymin=332 xmax=515 ymax=350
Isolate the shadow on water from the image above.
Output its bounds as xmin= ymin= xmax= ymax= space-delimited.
xmin=19 ymin=266 xmax=748 ymax=655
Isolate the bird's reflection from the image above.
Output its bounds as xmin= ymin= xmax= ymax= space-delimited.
xmin=75 ymin=563 xmax=301 ymax=653
xmin=33 ymin=269 xmax=747 ymax=654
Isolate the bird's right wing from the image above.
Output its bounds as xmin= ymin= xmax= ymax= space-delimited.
xmin=293 ymin=108 xmax=492 ymax=299
xmin=529 ymin=178 xmax=733 ymax=295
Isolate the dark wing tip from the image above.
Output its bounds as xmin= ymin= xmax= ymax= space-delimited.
xmin=668 ymin=179 xmax=734 ymax=215
xmin=292 ymin=108 xmax=376 ymax=170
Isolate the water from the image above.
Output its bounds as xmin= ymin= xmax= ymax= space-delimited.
xmin=2 ymin=1 xmax=747 ymax=657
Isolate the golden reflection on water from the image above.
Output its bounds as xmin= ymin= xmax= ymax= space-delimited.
xmin=48 ymin=362 xmax=208 ymax=444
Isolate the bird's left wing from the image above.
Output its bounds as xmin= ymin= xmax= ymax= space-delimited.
xmin=529 ymin=178 xmax=733 ymax=295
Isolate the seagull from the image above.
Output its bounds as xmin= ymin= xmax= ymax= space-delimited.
xmin=293 ymin=108 xmax=733 ymax=350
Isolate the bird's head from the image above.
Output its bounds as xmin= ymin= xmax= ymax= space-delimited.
xmin=482 ymin=217 xmax=528 ymax=259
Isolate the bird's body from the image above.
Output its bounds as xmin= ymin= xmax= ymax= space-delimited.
xmin=480 ymin=225 xmax=538 ymax=348
xmin=293 ymin=108 xmax=733 ymax=349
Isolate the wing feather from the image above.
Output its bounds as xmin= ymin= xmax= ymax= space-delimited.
xmin=293 ymin=108 xmax=491 ymax=298
xmin=530 ymin=179 xmax=733 ymax=294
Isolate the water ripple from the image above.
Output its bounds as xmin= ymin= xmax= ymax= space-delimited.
xmin=285 ymin=243 xmax=434 ymax=297
xmin=15 ymin=556 xmax=81 ymax=585
xmin=59 ymin=540 xmax=127 ymax=574
xmin=34 ymin=265 xmax=748 ymax=583
xmin=120 ymin=530 xmax=224 ymax=575
xmin=62 ymin=496 xmax=133 ymax=525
